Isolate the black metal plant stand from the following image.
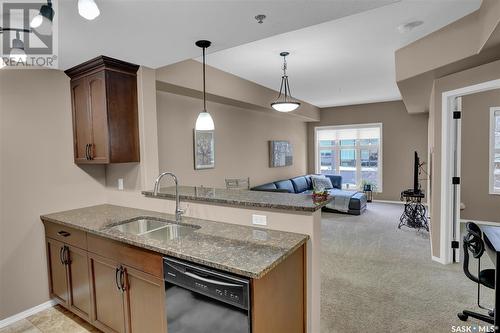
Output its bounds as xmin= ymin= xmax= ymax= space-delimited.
xmin=398 ymin=190 xmax=428 ymax=232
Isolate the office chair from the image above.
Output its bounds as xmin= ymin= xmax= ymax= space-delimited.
xmin=457 ymin=222 xmax=495 ymax=324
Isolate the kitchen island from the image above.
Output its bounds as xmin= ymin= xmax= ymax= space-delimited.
xmin=41 ymin=204 xmax=308 ymax=333
xmin=104 ymin=185 xmax=327 ymax=333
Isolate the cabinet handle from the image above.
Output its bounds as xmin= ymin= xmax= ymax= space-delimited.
xmin=63 ymin=246 xmax=70 ymax=265
xmin=57 ymin=230 xmax=71 ymax=237
xmin=120 ymin=267 xmax=126 ymax=292
xmin=88 ymin=143 xmax=93 ymax=160
xmin=59 ymin=246 xmax=65 ymax=265
xmin=115 ymin=267 xmax=122 ymax=292
xmin=84 ymin=144 xmax=89 ymax=160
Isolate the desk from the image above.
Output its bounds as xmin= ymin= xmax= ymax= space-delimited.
xmin=479 ymin=225 xmax=500 ymax=332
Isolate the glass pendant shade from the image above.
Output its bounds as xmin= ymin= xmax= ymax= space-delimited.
xmin=195 ymin=111 xmax=215 ymax=131
xmin=78 ymin=0 xmax=100 ymax=20
xmin=31 ymin=16 xmax=53 ymax=35
xmin=271 ymin=101 xmax=300 ymax=112
xmin=30 ymin=14 xmax=43 ymax=28
xmin=271 ymin=52 xmax=300 ymax=113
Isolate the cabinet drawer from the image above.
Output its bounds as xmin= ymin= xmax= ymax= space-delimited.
xmin=87 ymin=234 xmax=162 ymax=278
xmin=44 ymin=221 xmax=87 ymax=250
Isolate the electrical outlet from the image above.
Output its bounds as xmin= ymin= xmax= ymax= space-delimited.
xmin=118 ymin=178 xmax=124 ymax=191
xmin=252 ymin=214 xmax=267 ymax=226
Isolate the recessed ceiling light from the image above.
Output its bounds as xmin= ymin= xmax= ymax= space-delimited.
xmin=398 ymin=20 xmax=424 ymax=33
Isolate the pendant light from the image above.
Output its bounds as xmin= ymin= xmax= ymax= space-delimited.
xmin=271 ymin=52 xmax=300 ymax=112
xmin=78 ymin=0 xmax=100 ymax=20
xmin=195 ymin=40 xmax=215 ymax=131
xmin=30 ymin=0 xmax=54 ymax=36
xmin=10 ymin=31 xmax=27 ymax=62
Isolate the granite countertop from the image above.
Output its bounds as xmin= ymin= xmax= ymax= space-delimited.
xmin=40 ymin=204 xmax=309 ymax=279
xmin=142 ymin=185 xmax=332 ymax=212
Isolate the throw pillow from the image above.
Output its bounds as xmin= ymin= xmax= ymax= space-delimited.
xmin=311 ymin=176 xmax=333 ymax=191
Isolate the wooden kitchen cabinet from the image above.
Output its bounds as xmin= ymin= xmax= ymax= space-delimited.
xmin=66 ymin=245 xmax=91 ymax=320
xmin=124 ymin=265 xmax=166 ymax=333
xmin=89 ymin=236 xmax=166 ymax=333
xmin=46 ymin=238 xmax=69 ymax=305
xmin=65 ymin=55 xmax=140 ymax=164
xmin=44 ymin=218 xmax=305 ymax=333
xmin=46 ymin=239 xmax=92 ymax=321
xmin=89 ymin=254 xmax=126 ymax=333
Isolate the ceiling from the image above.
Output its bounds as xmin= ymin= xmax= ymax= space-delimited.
xmin=51 ymin=0 xmax=400 ymax=69
xmin=204 ymin=0 xmax=482 ymax=108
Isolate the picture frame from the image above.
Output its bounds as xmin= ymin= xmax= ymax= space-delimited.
xmin=194 ymin=130 xmax=215 ymax=170
xmin=269 ymin=140 xmax=293 ymax=167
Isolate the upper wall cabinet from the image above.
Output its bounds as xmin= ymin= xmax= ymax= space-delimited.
xmin=65 ymin=56 xmax=140 ymax=164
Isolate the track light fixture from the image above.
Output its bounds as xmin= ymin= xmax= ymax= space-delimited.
xmin=0 ymin=28 xmax=31 ymax=65
xmin=30 ymin=0 xmax=54 ymax=36
xmin=10 ymin=31 xmax=27 ymax=62
xmin=271 ymin=52 xmax=300 ymax=112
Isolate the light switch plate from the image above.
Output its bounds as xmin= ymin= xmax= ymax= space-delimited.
xmin=118 ymin=178 xmax=124 ymax=191
xmin=252 ymin=214 xmax=267 ymax=226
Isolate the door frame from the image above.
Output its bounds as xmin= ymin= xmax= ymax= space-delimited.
xmin=439 ymin=78 xmax=500 ymax=264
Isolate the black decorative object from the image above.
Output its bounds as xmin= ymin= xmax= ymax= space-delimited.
xmin=363 ymin=184 xmax=373 ymax=203
xmin=398 ymin=190 xmax=428 ymax=232
xmin=398 ymin=151 xmax=429 ymax=232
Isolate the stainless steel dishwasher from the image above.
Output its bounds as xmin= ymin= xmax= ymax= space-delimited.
xmin=164 ymin=257 xmax=251 ymax=333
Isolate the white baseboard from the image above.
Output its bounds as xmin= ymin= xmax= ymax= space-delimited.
xmin=432 ymin=255 xmax=447 ymax=264
xmin=0 ymin=300 xmax=56 ymax=329
xmin=373 ymin=199 xmax=428 ymax=206
xmin=372 ymin=200 xmax=404 ymax=205
xmin=460 ymin=219 xmax=500 ymax=226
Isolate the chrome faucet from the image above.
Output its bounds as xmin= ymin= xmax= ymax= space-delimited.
xmin=153 ymin=172 xmax=184 ymax=222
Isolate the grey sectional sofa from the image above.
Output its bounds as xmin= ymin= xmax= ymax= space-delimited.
xmin=251 ymin=174 xmax=367 ymax=215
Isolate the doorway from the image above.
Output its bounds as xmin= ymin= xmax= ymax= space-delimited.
xmin=440 ymin=79 xmax=500 ymax=264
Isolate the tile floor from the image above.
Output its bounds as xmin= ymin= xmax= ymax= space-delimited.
xmin=0 ymin=305 xmax=99 ymax=333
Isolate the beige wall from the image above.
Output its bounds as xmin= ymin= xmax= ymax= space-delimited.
xmin=0 ymin=70 xmax=107 ymax=320
xmin=429 ymin=59 xmax=500 ymax=258
xmin=307 ymin=101 xmax=429 ymax=201
xmin=156 ymin=91 xmax=308 ymax=188
xmin=461 ymin=89 xmax=500 ymax=222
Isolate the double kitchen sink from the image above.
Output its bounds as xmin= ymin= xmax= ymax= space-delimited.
xmin=110 ymin=217 xmax=200 ymax=241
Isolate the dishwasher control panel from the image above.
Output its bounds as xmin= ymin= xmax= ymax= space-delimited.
xmin=164 ymin=257 xmax=250 ymax=310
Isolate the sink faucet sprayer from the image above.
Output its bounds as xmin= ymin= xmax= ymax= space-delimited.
xmin=153 ymin=172 xmax=184 ymax=222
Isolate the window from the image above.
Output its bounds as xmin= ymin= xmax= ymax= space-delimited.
xmin=490 ymin=107 xmax=500 ymax=194
xmin=315 ymin=124 xmax=382 ymax=191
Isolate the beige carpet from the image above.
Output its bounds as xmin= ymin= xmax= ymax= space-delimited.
xmin=321 ymin=202 xmax=495 ymax=333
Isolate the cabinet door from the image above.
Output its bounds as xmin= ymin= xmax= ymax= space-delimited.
xmin=70 ymin=77 xmax=91 ymax=163
xmin=123 ymin=265 xmax=166 ymax=333
xmin=67 ymin=245 xmax=91 ymax=320
xmin=87 ymin=71 xmax=109 ymax=163
xmin=46 ymin=238 xmax=69 ymax=306
xmin=89 ymin=254 xmax=126 ymax=333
